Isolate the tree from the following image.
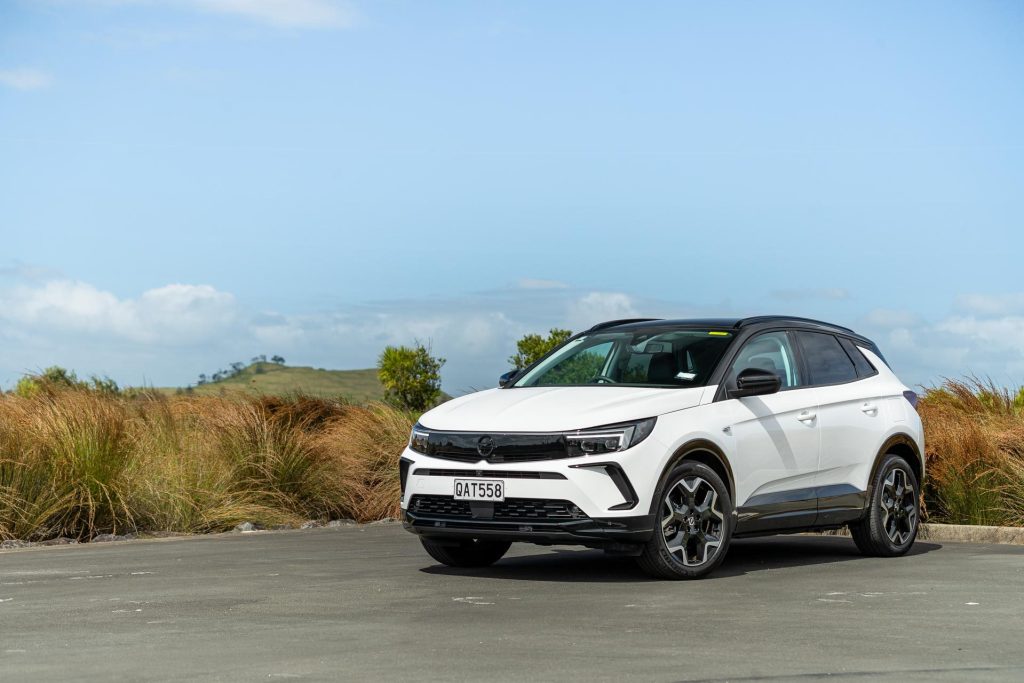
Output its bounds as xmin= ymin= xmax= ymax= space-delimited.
xmin=14 ymin=366 xmax=120 ymax=397
xmin=377 ymin=342 xmax=445 ymax=411
xmin=15 ymin=366 xmax=81 ymax=397
xmin=508 ymin=328 xmax=573 ymax=369
xmin=271 ymin=355 xmax=285 ymax=365
xmin=197 ymin=373 xmax=208 ymax=385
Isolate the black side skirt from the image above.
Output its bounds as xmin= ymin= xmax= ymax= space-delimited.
xmin=735 ymin=484 xmax=867 ymax=537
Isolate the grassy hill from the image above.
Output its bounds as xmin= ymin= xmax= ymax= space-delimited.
xmin=161 ymin=363 xmax=385 ymax=403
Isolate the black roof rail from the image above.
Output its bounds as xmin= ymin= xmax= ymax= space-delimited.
xmin=587 ymin=318 xmax=663 ymax=332
xmin=736 ymin=316 xmax=857 ymax=335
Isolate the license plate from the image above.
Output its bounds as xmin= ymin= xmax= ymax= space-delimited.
xmin=453 ymin=479 xmax=505 ymax=501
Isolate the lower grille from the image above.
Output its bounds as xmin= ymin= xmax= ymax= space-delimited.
xmin=409 ymin=495 xmax=587 ymax=521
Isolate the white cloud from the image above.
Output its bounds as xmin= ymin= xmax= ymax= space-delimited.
xmin=517 ymin=278 xmax=569 ymax=290
xmin=0 ymin=276 xmax=655 ymax=392
xmin=189 ymin=0 xmax=356 ymax=29
xmin=862 ymin=308 xmax=921 ymax=330
xmin=567 ymin=292 xmax=640 ymax=331
xmin=0 ymin=68 xmax=53 ymax=90
xmin=74 ymin=0 xmax=355 ymax=30
xmin=8 ymin=273 xmax=1021 ymax=393
xmin=954 ymin=293 xmax=1024 ymax=316
xmin=935 ymin=315 xmax=1024 ymax=354
xmin=0 ymin=280 xmax=238 ymax=345
xmin=857 ymin=304 xmax=1024 ymax=387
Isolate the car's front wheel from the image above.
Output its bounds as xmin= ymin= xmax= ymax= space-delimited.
xmin=420 ymin=538 xmax=511 ymax=568
xmin=637 ymin=461 xmax=734 ymax=580
xmin=849 ymin=454 xmax=920 ymax=557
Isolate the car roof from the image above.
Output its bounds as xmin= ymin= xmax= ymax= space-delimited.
xmin=588 ymin=316 xmax=869 ymax=342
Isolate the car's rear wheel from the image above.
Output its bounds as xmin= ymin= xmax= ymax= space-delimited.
xmin=637 ymin=461 xmax=733 ymax=580
xmin=849 ymin=454 xmax=919 ymax=557
xmin=420 ymin=538 xmax=511 ymax=567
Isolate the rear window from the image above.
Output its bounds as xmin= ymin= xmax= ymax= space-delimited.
xmin=838 ymin=337 xmax=877 ymax=378
xmin=795 ymin=331 xmax=858 ymax=385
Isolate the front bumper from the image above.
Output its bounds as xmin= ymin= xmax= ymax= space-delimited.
xmin=403 ymin=509 xmax=655 ymax=548
xmin=399 ymin=444 xmax=658 ymax=548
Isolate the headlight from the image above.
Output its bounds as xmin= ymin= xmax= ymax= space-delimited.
xmin=409 ymin=424 xmax=431 ymax=454
xmin=566 ymin=417 xmax=657 ymax=457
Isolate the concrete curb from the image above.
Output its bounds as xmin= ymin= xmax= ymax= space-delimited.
xmin=818 ymin=522 xmax=1024 ymax=546
xmin=918 ymin=523 xmax=1024 ymax=545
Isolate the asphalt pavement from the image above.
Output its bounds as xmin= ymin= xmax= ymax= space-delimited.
xmin=2 ymin=524 xmax=1023 ymax=682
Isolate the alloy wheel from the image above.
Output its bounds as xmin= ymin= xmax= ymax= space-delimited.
xmin=880 ymin=468 xmax=917 ymax=545
xmin=661 ymin=476 xmax=725 ymax=566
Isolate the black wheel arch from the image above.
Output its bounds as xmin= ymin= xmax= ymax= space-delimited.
xmin=650 ymin=439 xmax=736 ymax=516
xmin=867 ymin=433 xmax=924 ymax=498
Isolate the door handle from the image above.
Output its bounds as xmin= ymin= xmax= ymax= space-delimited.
xmin=797 ymin=410 xmax=816 ymax=423
xmin=861 ymin=403 xmax=878 ymax=414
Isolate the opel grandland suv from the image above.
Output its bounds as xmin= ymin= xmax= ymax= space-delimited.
xmin=400 ymin=316 xmax=923 ymax=579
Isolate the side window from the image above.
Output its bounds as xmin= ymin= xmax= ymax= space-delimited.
xmin=838 ymin=337 xmax=877 ymax=378
xmin=796 ymin=332 xmax=858 ymax=385
xmin=728 ymin=331 xmax=802 ymax=389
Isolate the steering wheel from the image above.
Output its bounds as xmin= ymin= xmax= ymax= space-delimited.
xmin=590 ymin=374 xmax=618 ymax=384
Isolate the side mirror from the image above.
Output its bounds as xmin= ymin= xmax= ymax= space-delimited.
xmin=729 ymin=367 xmax=782 ymax=398
xmin=499 ymin=370 xmax=519 ymax=388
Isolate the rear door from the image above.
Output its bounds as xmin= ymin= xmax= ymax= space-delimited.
xmin=793 ymin=331 xmax=885 ymax=525
xmin=725 ymin=330 xmax=821 ymax=532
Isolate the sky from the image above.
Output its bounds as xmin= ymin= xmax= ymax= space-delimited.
xmin=1 ymin=0 xmax=1023 ymax=395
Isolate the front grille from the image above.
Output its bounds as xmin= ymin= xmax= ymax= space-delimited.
xmin=415 ymin=431 xmax=569 ymax=463
xmin=412 ymin=468 xmax=566 ymax=480
xmin=409 ymin=495 xmax=587 ymax=521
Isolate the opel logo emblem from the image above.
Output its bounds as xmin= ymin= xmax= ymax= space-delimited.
xmin=477 ymin=435 xmax=495 ymax=457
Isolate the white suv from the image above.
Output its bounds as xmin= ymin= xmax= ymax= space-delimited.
xmin=400 ymin=316 xmax=923 ymax=579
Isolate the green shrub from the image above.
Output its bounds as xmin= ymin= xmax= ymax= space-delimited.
xmin=377 ymin=343 xmax=445 ymax=412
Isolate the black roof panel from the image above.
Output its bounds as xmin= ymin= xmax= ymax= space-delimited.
xmin=589 ymin=315 xmax=862 ymax=338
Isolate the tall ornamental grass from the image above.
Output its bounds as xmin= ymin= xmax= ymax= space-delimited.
xmin=919 ymin=378 xmax=1024 ymax=526
xmin=3 ymin=377 xmax=1024 ymax=541
xmin=0 ymin=390 xmax=414 ymax=541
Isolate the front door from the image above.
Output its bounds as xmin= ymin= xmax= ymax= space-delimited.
xmin=724 ymin=330 xmax=821 ymax=533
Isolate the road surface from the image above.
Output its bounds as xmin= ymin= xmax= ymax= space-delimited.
xmin=2 ymin=525 xmax=1023 ymax=681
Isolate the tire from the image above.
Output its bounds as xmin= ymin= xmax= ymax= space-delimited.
xmin=636 ymin=461 xmax=734 ymax=580
xmin=849 ymin=454 xmax=920 ymax=557
xmin=420 ymin=538 xmax=511 ymax=568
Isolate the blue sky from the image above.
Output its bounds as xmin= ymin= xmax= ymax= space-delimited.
xmin=2 ymin=0 xmax=1023 ymax=394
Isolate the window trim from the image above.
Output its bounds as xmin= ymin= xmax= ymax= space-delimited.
xmin=792 ymin=330 xmax=864 ymax=388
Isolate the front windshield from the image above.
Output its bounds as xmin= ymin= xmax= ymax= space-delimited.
xmin=513 ymin=328 xmax=735 ymax=388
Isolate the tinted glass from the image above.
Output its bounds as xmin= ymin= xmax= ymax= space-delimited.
xmin=728 ymin=331 xmax=802 ymax=389
xmin=796 ymin=331 xmax=858 ymax=385
xmin=839 ymin=337 xmax=877 ymax=377
xmin=514 ymin=328 xmax=734 ymax=387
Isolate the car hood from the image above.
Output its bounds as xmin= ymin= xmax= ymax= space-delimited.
xmin=418 ymin=386 xmax=707 ymax=433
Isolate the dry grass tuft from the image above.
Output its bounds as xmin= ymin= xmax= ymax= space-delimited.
xmin=0 ymin=390 xmax=412 ymax=540
xmin=4 ymin=376 xmax=1024 ymax=540
xmin=314 ymin=403 xmax=415 ymax=522
xmin=920 ymin=378 xmax=1024 ymax=526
